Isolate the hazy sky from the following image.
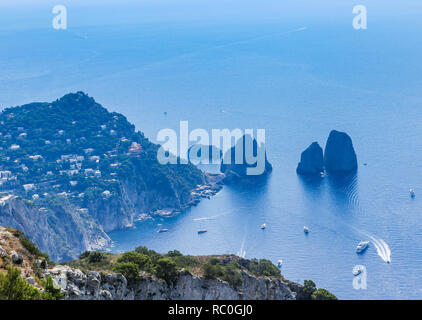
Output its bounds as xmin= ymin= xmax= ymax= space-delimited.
xmin=0 ymin=0 xmax=420 ymax=29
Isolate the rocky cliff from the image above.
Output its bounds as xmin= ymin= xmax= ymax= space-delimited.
xmin=0 ymin=226 xmax=337 ymax=301
xmin=47 ymin=265 xmax=302 ymax=300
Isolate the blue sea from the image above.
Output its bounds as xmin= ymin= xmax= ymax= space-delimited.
xmin=1 ymin=0 xmax=422 ymax=299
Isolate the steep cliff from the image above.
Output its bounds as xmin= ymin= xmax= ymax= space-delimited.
xmin=0 ymin=226 xmax=336 ymax=301
xmin=47 ymin=265 xmax=301 ymax=300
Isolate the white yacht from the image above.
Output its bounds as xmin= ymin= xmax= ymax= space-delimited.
xmin=260 ymin=223 xmax=267 ymax=230
xmin=356 ymin=240 xmax=370 ymax=253
xmin=304 ymin=226 xmax=310 ymax=234
xmin=410 ymin=189 xmax=416 ymax=198
xmin=353 ymin=266 xmax=365 ymax=276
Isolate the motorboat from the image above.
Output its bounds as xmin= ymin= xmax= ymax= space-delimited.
xmin=410 ymin=189 xmax=416 ymax=198
xmin=197 ymin=229 xmax=207 ymax=234
xmin=356 ymin=240 xmax=370 ymax=253
xmin=277 ymin=259 xmax=283 ymax=268
xmin=304 ymin=226 xmax=310 ymax=234
xmin=157 ymin=228 xmax=168 ymax=233
xmin=353 ymin=265 xmax=365 ymax=276
xmin=260 ymin=223 xmax=267 ymax=230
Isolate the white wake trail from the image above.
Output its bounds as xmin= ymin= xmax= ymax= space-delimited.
xmin=360 ymin=230 xmax=391 ymax=263
xmin=237 ymin=233 xmax=247 ymax=258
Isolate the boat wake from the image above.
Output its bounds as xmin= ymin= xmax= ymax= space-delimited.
xmin=237 ymin=233 xmax=247 ymax=258
xmin=193 ymin=212 xmax=228 ymax=221
xmin=342 ymin=178 xmax=392 ymax=264
xmin=356 ymin=228 xmax=391 ymax=263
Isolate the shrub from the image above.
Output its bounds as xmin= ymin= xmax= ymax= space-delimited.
xmin=135 ymin=246 xmax=161 ymax=263
xmin=203 ymin=262 xmax=224 ymax=279
xmin=311 ymin=288 xmax=338 ymax=300
xmin=117 ymin=251 xmax=153 ymax=272
xmin=248 ymin=259 xmax=281 ymax=278
xmin=221 ymin=265 xmax=243 ymax=288
xmin=0 ymin=267 xmax=41 ymax=300
xmin=303 ymin=280 xmax=317 ymax=295
xmin=154 ymin=258 xmax=179 ymax=285
xmin=0 ymin=267 xmax=61 ymax=300
xmin=42 ymin=276 xmax=63 ymax=300
xmin=167 ymin=250 xmax=183 ymax=258
xmin=79 ymin=251 xmax=90 ymax=260
xmin=87 ymin=251 xmax=106 ymax=263
xmin=112 ymin=262 xmax=140 ymax=282
xmin=17 ymin=235 xmax=50 ymax=264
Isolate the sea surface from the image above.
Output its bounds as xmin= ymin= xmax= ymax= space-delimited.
xmin=1 ymin=1 xmax=422 ymax=299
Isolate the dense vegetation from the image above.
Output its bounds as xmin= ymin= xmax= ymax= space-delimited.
xmin=0 ymin=267 xmax=62 ymax=300
xmin=69 ymin=247 xmax=282 ymax=289
xmin=303 ymin=279 xmax=338 ymax=300
xmin=0 ymin=91 xmax=205 ymax=208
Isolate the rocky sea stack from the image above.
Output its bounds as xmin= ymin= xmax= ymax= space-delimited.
xmin=324 ymin=130 xmax=358 ymax=174
xmin=296 ymin=142 xmax=324 ymax=176
xmin=220 ymin=135 xmax=272 ymax=183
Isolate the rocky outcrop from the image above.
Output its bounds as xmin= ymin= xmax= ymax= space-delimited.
xmin=324 ymin=130 xmax=358 ymax=174
xmin=0 ymin=196 xmax=112 ymax=261
xmin=296 ymin=142 xmax=324 ymax=176
xmin=221 ymin=135 xmax=272 ymax=183
xmin=46 ymin=265 xmax=302 ymax=300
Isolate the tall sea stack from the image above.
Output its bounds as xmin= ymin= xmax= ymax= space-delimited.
xmin=296 ymin=142 xmax=324 ymax=176
xmin=221 ymin=134 xmax=272 ymax=183
xmin=324 ymin=130 xmax=357 ymax=174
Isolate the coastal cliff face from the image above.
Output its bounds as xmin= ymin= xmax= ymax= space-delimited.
xmin=1 ymin=226 xmax=336 ymax=301
xmin=0 ymin=92 xmax=222 ymax=261
xmin=47 ymin=265 xmax=301 ymax=300
xmin=0 ymin=195 xmax=111 ymax=261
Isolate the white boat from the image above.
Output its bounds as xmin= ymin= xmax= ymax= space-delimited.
xmin=356 ymin=240 xmax=370 ymax=253
xmin=353 ymin=265 xmax=365 ymax=276
xmin=277 ymin=259 xmax=283 ymax=268
xmin=410 ymin=189 xmax=416 ymax=198
xmin=197 ymin=229 xmax=207 ymax=234
xmin=157 ymin=228 xmax=168 ymax=233
xmin=304 ymin=226 xmax=310 ymax=234
xmin=260 ymin=223 xmax=267 ymax=229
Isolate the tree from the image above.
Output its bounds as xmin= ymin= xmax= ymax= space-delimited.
xmin=303 ymin=280 xmax=317 ymax=295
xmin=0 ymin=267 xmax=41 ymax=300
xmin=112 ymin=262 xmax=140 ymax=282
xmin=311 ymin=288 xmax=338 ymax=300
xmin=117 ymin=251 xmax=153 ymax=272
xmin=87 ymin=251 xmax=106 ymax=263
xmin=42 ymin=276 xmax=63 ymax=300
xmin=154 ymin=258 xmax=179 ymax=285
